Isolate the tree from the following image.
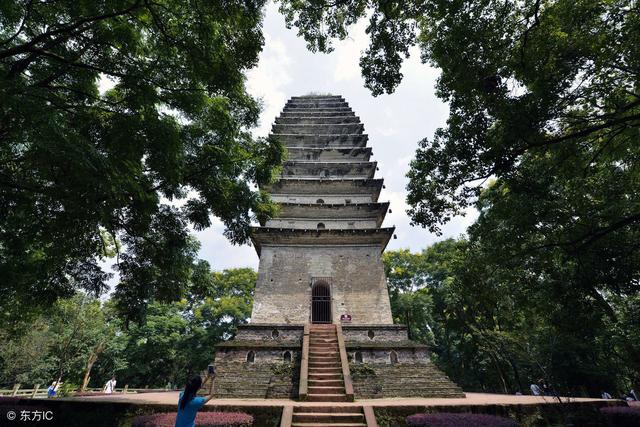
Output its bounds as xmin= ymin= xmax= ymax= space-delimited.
xmin=47 ymin=294 xmax=111 ymax=388
xmin=96 ymin=267 xmax=256 ymax=387
xmin=277 ymin=0 xmax=640 ymax=286
xmin=0 ymin=0 xmax=284 ymax=326
xmin=383 ymin=239 xmax=640 ymax=396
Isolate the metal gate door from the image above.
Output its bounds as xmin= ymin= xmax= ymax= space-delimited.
xmin=311 ymin=281 xmax=331 ymax=323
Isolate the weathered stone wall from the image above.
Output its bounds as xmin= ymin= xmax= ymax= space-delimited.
xmin=266 ymin=218 xmax=378 ymax=229
xmin=214 ymin=348 xmax=300 ymax=398
xmin=347 ymin=348 xmax=428 ymax=364
xmin=271 ymin=194 xmax=373 ymax=204
xmin=251 ymin=245 xmax=393 ymax=324
xmin=342 ymin=325 xmax=409 ymax=343
xmin=349 ymin=359 xmax=464 ymax=399
xmin=235 ymin=324 xmax=304 ymax=343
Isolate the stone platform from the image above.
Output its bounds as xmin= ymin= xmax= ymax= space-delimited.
xmin=58 ymin=392 xmax=628 ymax=427
xmin=213 ymin=323 xmax=461 ymax=399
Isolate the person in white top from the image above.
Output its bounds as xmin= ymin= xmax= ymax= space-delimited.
xmin=530 ymin=383 xmax=541 ymax=396
xmin=103 ymin=376 xmax=116 ymax=394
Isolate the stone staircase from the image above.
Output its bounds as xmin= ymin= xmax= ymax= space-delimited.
xmin=289 ymin=324 xmax=369 ymax=426
xmin=291 ymin=406 xmax=368 ymax=427
xmin=306 ymin=324 xmax=348 ymax=402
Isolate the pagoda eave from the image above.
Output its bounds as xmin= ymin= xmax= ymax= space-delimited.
xmin=274 ymin=201 xmax=389 ymax=224
xmin=262 ymin=178 xmax=383 ymax=201
xmin=249 ymin=227 xmax=395 ymax=256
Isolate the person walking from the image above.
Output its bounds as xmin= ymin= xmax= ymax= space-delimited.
xmin=103 ymin=376 xmax=116 ymax=394
xmin=175 ymin=375 xmax=215 ymax=427
xmin=530 ymin=383 xmax=541 ymax=396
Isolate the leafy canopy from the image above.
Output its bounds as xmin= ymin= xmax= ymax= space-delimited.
xmin=0 ymin=0 xmax=284 ymax=323
xmin=0 ymin=267 xmax=257 ymax=388
xmin=278 ymin=0 xmax=640 ymax=299
xmin=383 ymin=241 xmax=640 ymax=395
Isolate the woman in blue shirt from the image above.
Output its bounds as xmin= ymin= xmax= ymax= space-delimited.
xmin=175 ymin=375 xmax=214 ymax=427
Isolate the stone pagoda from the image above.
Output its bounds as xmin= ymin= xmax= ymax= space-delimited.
xmin=212 ymin=95 xmax=463 ymax=404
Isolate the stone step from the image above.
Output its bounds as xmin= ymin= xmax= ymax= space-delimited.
xmin=306 ymin=393 xmax=350 ymax=402
xmin=293 ymin=412 xmax=364 ymax=423
xmin=273 ymin=123 xmax=364 ymax=135
xmin=308 ymin=379 xmax=344 ymax=387
xmin=291 ymin=424 xmax=366 ymax=427
xmin=309 ymin=353 xmax=340 ymax=358
xmin=280 ymin=111 xmax=355 ymax=117
xmin=300 ymin=407 xmax=364 ymax=414
xmin=309 ymin=372 xmax=343 ymax=380
xmin=309 ymin=361 xmax=341 ymax=367
xmin=308 ymin=386 xmax=345 ymax=394
xmin=309 ymin=350 xmax=339 ymax=355
xmin=273 ymin=134 xmax=368 ymax=148
xmin=276 ymin=116 xmax=361 ymax=125
xmin=286 ymin=101 xmax=349 ymax=108
xmin=309 ymin=357 xmax=340 ymax=363
xmin=309 ymin=366 xmax=342 ymax=376
xmin=309 ymin=347 xmax=339 ymax=352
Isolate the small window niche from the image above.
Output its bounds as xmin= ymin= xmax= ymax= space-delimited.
xmin=355 ymin=351 xmax=363 ymax=364
xmin=246 ymin=351 xmax=255 ymax=363
xmin=389 ymin=351 xmax=398 ymax=364
xmin=271 ymin=329 xmax=280 ymax=339
xmin=367 ymin=330 xmax=375 ymax=340
xmin=283 ymin=351 xmax=292 ymax=362
xmin=345 ymin=199 xmax=352 ymax=204
xmin=317 ymin=223 xmax=325 ymax=230
xmin=316 ymin=198 xmax=325 ymax=204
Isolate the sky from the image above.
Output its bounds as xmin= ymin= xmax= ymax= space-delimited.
xmin=193 ymin=2 xmax=478 ymax=272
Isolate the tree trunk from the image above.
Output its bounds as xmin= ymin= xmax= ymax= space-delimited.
xmin=488 ymin=352 xmax=509 ymax=394
xmin=405 ymin=309 xmax=412 ymax=340
xmin=81 ymin=341 xmax=106 ymax=391
xmin=508 ymin=358 xmax=523 ymax=393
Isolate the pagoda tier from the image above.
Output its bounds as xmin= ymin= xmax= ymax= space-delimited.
xmin=265 ymin=202 xmax=389 ymax=226
xmin=282 ymin=161 xmax=377 ymax=179
xmin=274 ymin=133 xmax=368 ymax=148
xmin=286 ymin=147 xmax=372 ymax=162
xmin=252 ymin=94 xmax=393 ymax=254
xmin=250 ymin=227 xmax=395 ymax=256
xmin=264 ymin=178 xmax=383 ymax=203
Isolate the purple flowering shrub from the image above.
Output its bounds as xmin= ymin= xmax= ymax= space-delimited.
xmin=132 ymin=411 xmax=253 ymax=426
xmin=406 ymin=413 xmax=519 ymax=427
xmin=600 ymin=406 xmax=640 ymax=427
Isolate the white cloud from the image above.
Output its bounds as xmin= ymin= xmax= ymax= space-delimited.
xmin=247 ymin=33 xmax=293 ymax=137
xmin=332 ymin=20 xmax=369 ymax=82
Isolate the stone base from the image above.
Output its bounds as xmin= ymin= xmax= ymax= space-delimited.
xmin=212 ymin=323 xmax=464 ymax=399
xmin=212 ymin=324 xmax=303 ymax=399
xmin=342 ymin=324 xmax=464 ymax=399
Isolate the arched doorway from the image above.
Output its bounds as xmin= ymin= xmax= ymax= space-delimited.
xmin=311 ymin=282 xmax=331 ymax=323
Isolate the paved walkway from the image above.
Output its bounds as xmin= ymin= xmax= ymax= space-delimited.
xmin=75 ymin=391 xmax=609 ymax=407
